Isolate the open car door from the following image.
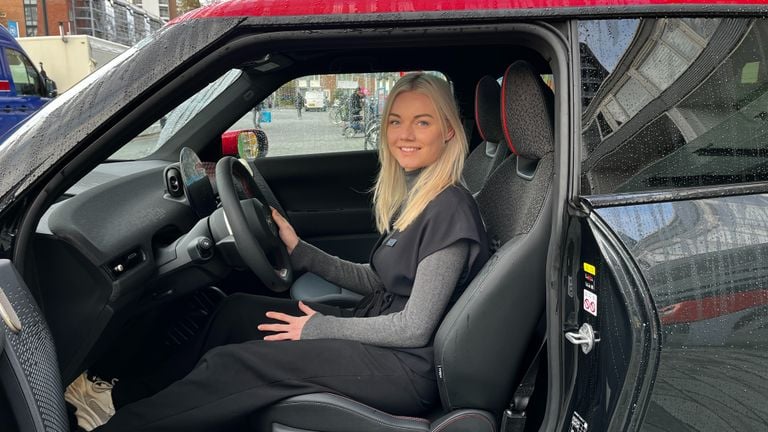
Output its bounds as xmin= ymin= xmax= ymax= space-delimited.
xmin=558 ymin=205 xmax=660 ymax=431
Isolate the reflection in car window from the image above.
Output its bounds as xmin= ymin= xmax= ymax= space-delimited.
xmin=223 ymin=71 xmax=448 ymax=157
xmin=110 ymin=69 xmax=243 ymax=160
xmin=580 ymin=18 xmax=768 ymax=195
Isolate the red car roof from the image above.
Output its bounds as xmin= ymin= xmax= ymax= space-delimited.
xmin=175 ymin=0 xmax=768 ymax=22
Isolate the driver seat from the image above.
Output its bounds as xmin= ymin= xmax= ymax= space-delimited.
xmin=252 ymin=60 xmax=555 ymax=432
xmin=289 ymin=73 xmax=510 ymax=307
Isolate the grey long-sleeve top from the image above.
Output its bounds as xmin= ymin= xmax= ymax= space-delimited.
xmin=291 ymin=239 xmax=469 ymax=348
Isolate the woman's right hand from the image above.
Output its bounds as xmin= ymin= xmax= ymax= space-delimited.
xmin=271 ymin=207 xmax=299 ymax=254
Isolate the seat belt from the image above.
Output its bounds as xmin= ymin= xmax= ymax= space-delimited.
xmin=501 ymin=314 xmax=547 ymax=432
xmin=501 ymin=337 xmax=546 ymax=432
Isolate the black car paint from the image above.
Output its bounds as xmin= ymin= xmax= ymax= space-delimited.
xmin=560 ymin=212 xmax=660 ymax=432
xmin=594 ymin=195 xmax=768 ymax=430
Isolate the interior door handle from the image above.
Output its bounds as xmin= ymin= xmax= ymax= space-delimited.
xmin=565 ymin=323 xmax=600 ymax=354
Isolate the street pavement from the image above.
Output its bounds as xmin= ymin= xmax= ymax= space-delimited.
xmin=250 ymin=108 xmax=368 ymax=157
xmin=115 ymin=107 xmax=369 ymax=160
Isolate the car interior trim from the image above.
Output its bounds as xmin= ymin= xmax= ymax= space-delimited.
xmin=582 ymin=180 xmax=768 ymax=208
xmin=587 ymin=213 xmax=661 ymax=431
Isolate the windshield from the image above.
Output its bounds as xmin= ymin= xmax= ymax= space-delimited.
xmin=109 ymin=69 xmax=243 ymax=160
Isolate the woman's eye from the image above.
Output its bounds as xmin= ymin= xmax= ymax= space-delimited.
xmin=389 ymin=120 xmax=400 ymax=126
xmin=417 ymin=121 xmax=430 ymax=127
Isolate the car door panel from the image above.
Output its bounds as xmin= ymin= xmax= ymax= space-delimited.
xmin=593 ymin=196 xmax=768 ymax=431
xmin=254 ymin=151 xmax=379 ymax=263
xmin=560 ymin=212 xmax=657 ymax=432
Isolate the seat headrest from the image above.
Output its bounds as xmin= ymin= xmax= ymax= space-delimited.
xmin=501 ymin=61 xmax=555 ymax=160
xmin=474 ymin=75 xmax=504 ymax=144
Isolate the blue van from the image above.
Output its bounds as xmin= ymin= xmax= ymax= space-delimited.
xmin=0 ymin=24 xmax=55 ymax=138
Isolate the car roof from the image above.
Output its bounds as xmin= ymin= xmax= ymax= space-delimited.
xmin=173 ymin=0 xmax=768 ymax=22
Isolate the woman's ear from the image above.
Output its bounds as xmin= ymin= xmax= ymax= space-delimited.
xmin=445 ymin=127 xmax=455 ymax=143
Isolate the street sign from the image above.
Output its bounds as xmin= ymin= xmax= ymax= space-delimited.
xmin=7 ymin=21 xmax=19 ymax=38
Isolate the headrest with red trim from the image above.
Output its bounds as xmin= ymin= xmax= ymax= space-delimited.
xmin=474 ymin=75 xmax=504 ymax=145
xmin=501 ymin=61 xmax=555 ymax=160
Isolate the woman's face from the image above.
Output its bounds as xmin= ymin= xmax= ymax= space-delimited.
xmin=386 ymin=91 xmax=454 ymax=172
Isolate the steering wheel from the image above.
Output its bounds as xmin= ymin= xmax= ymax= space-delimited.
xmin=215 ymin=157 xmax=293 ymax=292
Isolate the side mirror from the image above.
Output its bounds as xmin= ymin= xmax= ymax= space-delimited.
xmin=44 ymin=78 xmax=57 ymax=98
xmin=221 ymin=129 xmax=269 ymax=160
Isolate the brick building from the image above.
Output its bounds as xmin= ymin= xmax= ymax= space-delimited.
xmin=0 ymin=0 xmax=170 ymax=46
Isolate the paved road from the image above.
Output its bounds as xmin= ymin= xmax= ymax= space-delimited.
xmin=115 ymin=108 xmax=372 ymax=160
xmin=247 ymin=108 xmax=369 ymax=157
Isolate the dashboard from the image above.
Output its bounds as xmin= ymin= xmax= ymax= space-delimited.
xmin=33 ymin=157 xmax=229 ymax=382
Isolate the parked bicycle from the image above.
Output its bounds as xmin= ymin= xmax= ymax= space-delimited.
xmin=328 ymin=96 xmax=350 ymax=125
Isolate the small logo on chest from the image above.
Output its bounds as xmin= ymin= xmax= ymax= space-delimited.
xmin=385 ymin=238 xmax=398 ymax=247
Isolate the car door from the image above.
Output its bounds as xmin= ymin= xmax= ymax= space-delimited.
xmin=0 ymin=47 xmax=49 ymax=137
xmin=561 ymin=16 xmax=768 ymax=431
xmin=558 ymin=205 xmax=658 ymax=432
xmin=254 ymin=150 xmax=379 ymax=263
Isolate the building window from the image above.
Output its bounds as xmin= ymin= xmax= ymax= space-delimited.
xmin=23 ymin=0 xmax=38 ymax=36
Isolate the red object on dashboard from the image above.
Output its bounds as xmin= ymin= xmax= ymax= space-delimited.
xmin=221 ymin=130 xmax=240 ymax=156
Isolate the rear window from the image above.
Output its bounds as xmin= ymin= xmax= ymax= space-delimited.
xmin=579 ymin=18 xmax=768 ymax=195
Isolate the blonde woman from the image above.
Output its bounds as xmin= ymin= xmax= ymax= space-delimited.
xmin=97 ymin=73 xmax=489 ymax=432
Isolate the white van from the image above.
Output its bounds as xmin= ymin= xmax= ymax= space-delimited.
xmin=303 ymin=90 xmax=326 ymax=111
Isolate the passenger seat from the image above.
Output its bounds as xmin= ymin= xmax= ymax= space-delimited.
xmin=463 ymin=75 xmax=510 ymax=194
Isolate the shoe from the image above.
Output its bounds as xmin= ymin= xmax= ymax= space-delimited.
xmin=64 ymin=372 xmax=117 ymax=431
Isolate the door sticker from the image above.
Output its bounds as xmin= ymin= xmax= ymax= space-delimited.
xmin=569 ymin=411 xmax=589 ymax=432
xmin=583 ymin=289 xmax=598 ymax=317
xmin=583 ymin=262 xmax=596 ymax=276
xmin=583 ymin=262 xmax=596 ymax=291
xmin=584 ymin=273 xmax=595 ymax=291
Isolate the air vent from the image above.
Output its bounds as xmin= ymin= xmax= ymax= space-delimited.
xmin=165 ymin=166 xmax=184 ymax=197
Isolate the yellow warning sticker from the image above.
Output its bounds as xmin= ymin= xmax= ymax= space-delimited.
xmin=583 ymin=262 xmax=596 ymax=276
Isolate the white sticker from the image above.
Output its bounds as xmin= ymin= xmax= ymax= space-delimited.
xmin=569 ymin=411 xmax=588 ymax=432
xmin=583 ymin=289 xmax=597 ymax=317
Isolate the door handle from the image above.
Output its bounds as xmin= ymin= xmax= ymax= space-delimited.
xmin=565 ymin=323 xmax=600 ymax=354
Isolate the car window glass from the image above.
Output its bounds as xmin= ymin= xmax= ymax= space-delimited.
xmin=4 ymin=48 xmax=43 ymax=97
xmin=110 ymin=69 xmax=243 ymax=160
xmin=224 ymin=72 xmax=448 ymax=157
xmin=579 ymin=18 xmax=768 ymax=195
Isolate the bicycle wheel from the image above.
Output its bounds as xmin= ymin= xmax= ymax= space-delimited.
xmin=328 ymin=108 xmax=339 ymax=125
xmin=365 ymin=126 xmax=380 ymax=149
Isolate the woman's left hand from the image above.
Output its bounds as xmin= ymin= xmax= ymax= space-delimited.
xmin=258 ymin=301 xmax=318 ymax=341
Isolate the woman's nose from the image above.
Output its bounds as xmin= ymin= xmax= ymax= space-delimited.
xmin=401 ymin=123 xmax=416 ymax=140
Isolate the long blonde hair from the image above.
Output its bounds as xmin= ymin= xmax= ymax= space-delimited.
xmin=373 ymin=73 xmax=468 ymax=233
